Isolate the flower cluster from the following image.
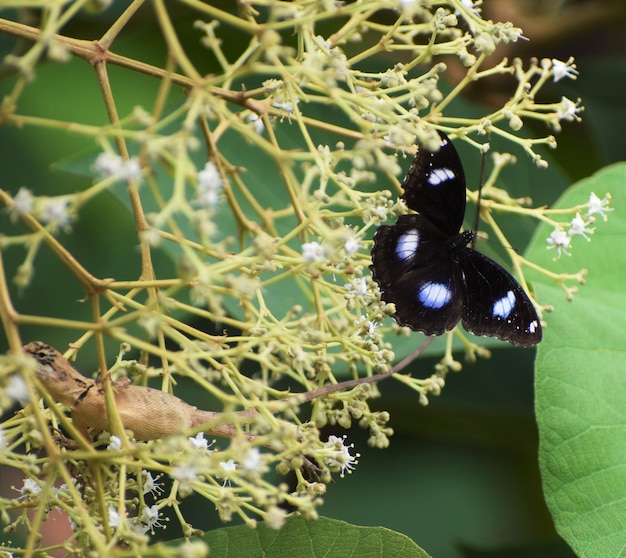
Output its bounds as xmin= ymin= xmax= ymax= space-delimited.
xmin=0 ymin=0 xmax=600 ymax=555
xmin=547 ymin=193 xmax=612 ymax=259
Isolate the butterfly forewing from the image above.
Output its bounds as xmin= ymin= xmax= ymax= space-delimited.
xmin=460 ymin=249 xmax=542 ymax=346
xmin=400 ymin=132 xmax=467 ymax=236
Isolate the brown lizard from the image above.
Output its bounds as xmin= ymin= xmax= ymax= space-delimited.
xmin=23 ymin=340 xmax=248 ymax=442
xmin=22 ymin=339 xmax=422 ymax=445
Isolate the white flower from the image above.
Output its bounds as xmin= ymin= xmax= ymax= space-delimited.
xmin=118 ymin=158 xmax=142 ymax=181
xmin=6 ymin=375 xmax=29 ymax=405
xmin=302 ymin=241 xmax=327 ymax=263
xmin=272 ymin=99 xmax=297 ymax=113
xmin=40 ymin=198 xmax=71 ymax=228
xmin=139 ymin=504 xmax=164 ymax=531
xmin=51 ymin=483 xmax=70 ymax=501
xmin=247 ymin=113 xmax=265 ymax=135
xmin=130 ymin=521 xmax=150 ymax=536
xmin=546 ymin=229 xmax=571 ymax=258
xmin=188 ymin=432 xmax=212 ymax=451
xmin=219 ymin=459 xmax=237 ymax=473
xmin=171 ymin=462 xmax=199 ymax=483
xmin=95 ymin=152 xmax=124 ymax=177
xmin=323 ymin=435 xmax=358 ymax=478
xmin=556 ymin=96 xmax=582 ymax=122
xmin=568 ymin=213 xmax=594 ymax=240
xmin=195 ymin=162 xmax=223 ymax=208
xmin=242 ymin=448 xmax=267 ymax=477
xmin=552 ymin=58 xmax=578 ymax=82
xmin=198 ymin=162 xmax=222 ymax=190
xmin=141 ymin=471 xmax=164 ymax=497
xmin=108 ymin=506 xmax=120 ymax=527
xmin=346 ymin=277 xmax=370 ymax=299
xmin=354 ymin=315 xmax=378 ymax=336
xmin=369 ymin=204 xmax=388 ymax=222
xmin=11 ymin=187 xmax=34 ymax=215
xmin=586 ymin=192 xmax=612 ymax=221
xmin=459 ymin=0 xmax=481 ymax=14
xmin=265 ymin=505 xmax=288 ymax=530
xmin=107 ymin=436 xmax=122 ymax=451
xmin=94 ymin=153 xmax=142 ymax=181
xmin=343 ymin=237 xmax=360 ymax=256
xmin=140 ymin=227 xmax=162 ymax=247
xmin=18 ymin=478 xmax=41 ymax=501
xmin=219 ymin=459 xmax=237 ymax=486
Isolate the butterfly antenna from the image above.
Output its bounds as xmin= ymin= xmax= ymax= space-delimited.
xmin=471 ymin=147 xmax=488 ymax=249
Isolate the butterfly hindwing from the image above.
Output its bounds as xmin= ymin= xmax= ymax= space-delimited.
xmin=460 ymin=249 xmax=542 ymax=346
xmin=371 ymin=214 xmax=465 ymax=335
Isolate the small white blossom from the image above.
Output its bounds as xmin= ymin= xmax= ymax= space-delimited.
xmin=118 ymin=158 xmax=142 ymax=181
xmin=568 ymin=213 xmax=594 ymax=240
xmin=556 ymin=96 xmax=582 ymax=122
xmin=552 ymin=58 xmax=578 ymax=82
xmin=265 ymin=505 xmax=288 ymax=530
xmin=6 ymin=375 xmax=30 ymax=405
xmin=139 ymin=504 xmax=164 ymax=532
xmin=108 ymin=506 xmax=120 ymax=527
xmin=272 ymin=99 xmax=297 ymax=113
xmin=140 ymin=227 xmax=162 ymax=247
xmin=343 ymin=237 xmax=360 ymax=256
xmin=195 ymin=162 xmax=223 ymax=208
xmin=586 ymin=192 xmax=612 ymax=221
xmin=395 ymin=0 xmax=425 ymax=22
xmin=95 ymin=153 xmax=142 ymax=181
xmin=346 ymin=277 xmax=370 ymax=299
xmin=242 ymin=448 xmax=267 ymax=477
xmin=247 ymin=113 xmax=265 ymax=135
xmin=364 ymin=319 xmax=378 ymax=336
xmin=188 ymin=432 xmax=213 ymax=451
xmin=51 ymin=483 xmax=70 ymax=501
xmin=18 ymin=478 xmax=42 ymax=501
xmin=459 ymin=0 xmax=481 ymax=14
xmin=107 ymin=436 xmax=122 ymax=451
xmin=11 ymin=187 xmax=34 ymax=215
xmin=198 ymin=161 xmax=222 ymax=190
xmin=547 ymin=229 xmax=571 ymax=258
xmin=40 ymin=198 xmax=71 ymax=228
xmin=302 ymin=241 xmax=327 ymax=263
xmin=354 ymin=315 xmax=378 ymax=337
xmin=171 ymin=462 xmax=200 ymax=483
xmin=323 ymin=435 xmax=359 ymax=478
xmin=130 ymin=520 xmax=150 ymax=536
xmin=219 ymin=459 xmax=237 ymax=473
xmin=219 ymin=459 xmax=237 ymax=486
xmin=368 ymin=204 xmax=388 ymax=222
xmin=95 ymin=152 xmax=124 ymax=177
xmin=141 ymin=471 xmax=164 ymax=497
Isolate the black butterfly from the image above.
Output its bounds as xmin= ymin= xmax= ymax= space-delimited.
xmin=370 ymin=130 xmax=542 ymax=346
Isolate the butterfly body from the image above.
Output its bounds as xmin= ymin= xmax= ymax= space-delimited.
xmin=370 ymin=131 xmax=542 ymax=347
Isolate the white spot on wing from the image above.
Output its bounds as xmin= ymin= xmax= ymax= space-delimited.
xmin=493 ymin=290 xmax=516 ymax=319
xmin=428 ymin=167 xmax=455 ymax=186
xmin=418 ymin=282 xmax=452 ymax=309
xmin=395 ymin=230 xmax=419 ymax=261
xmin=528 ymin=320 xmax=539 ymax=334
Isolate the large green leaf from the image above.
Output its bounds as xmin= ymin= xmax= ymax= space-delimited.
xmin=200 ymin=515 xmax=430 ymax=558
xmin=528 ymin=163 xmax=626 ymax=557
